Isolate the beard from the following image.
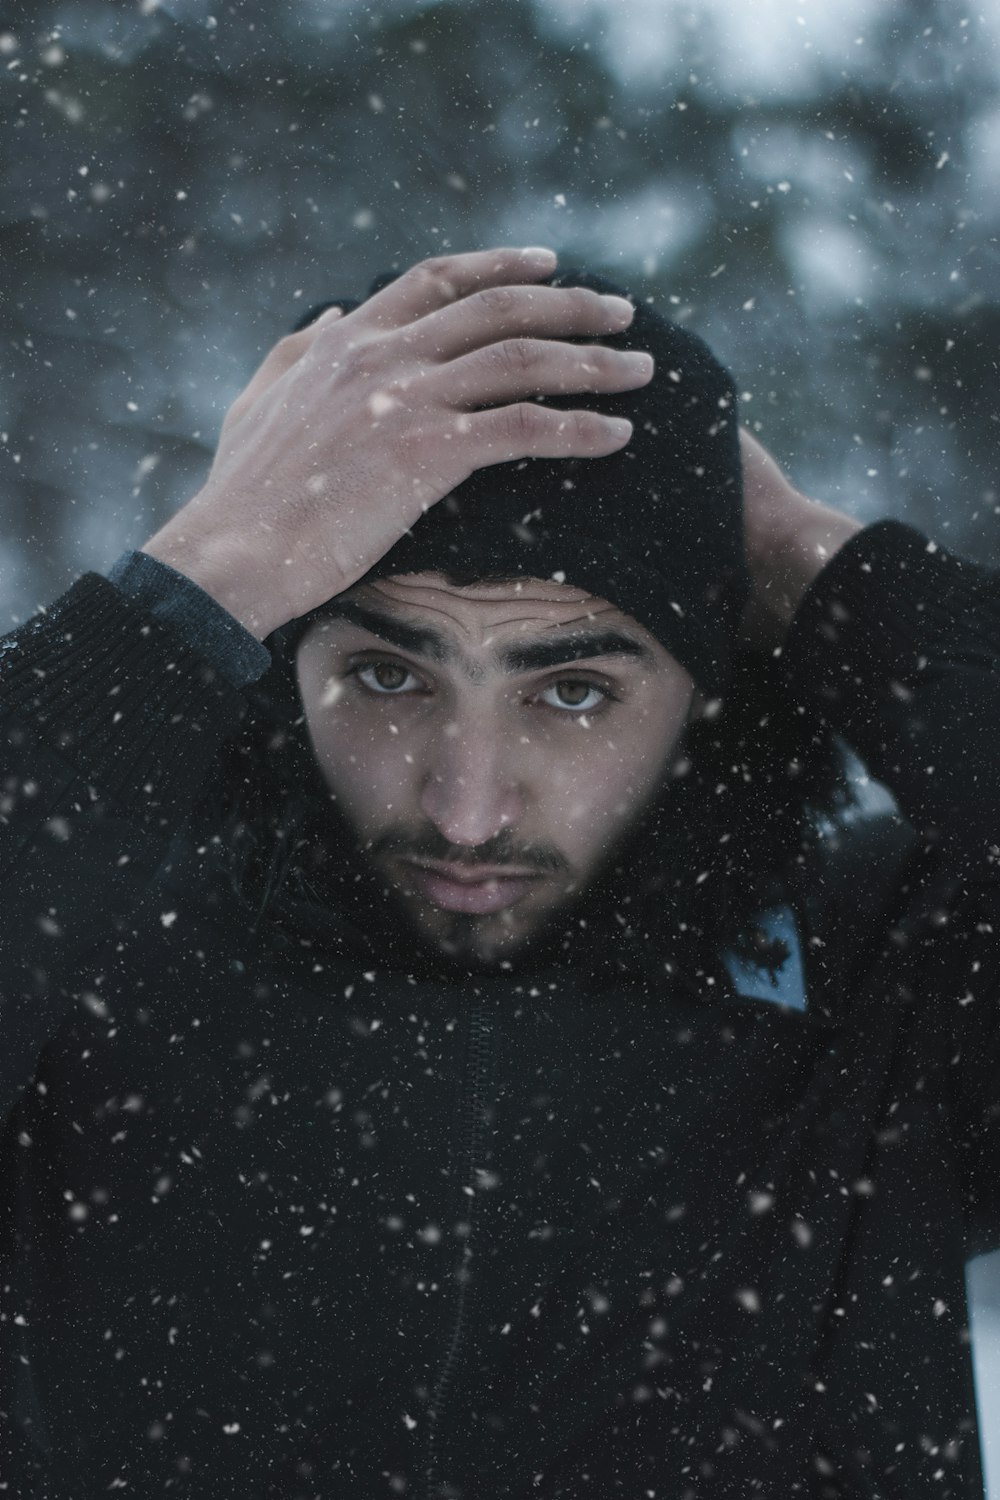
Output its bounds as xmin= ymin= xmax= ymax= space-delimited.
xmin=284 ymin=765 xmax=690 ymax=981
xmin=360 ymin=822 xmax=574 ymax=971
xmin=264 ymin=715 xmax=700 ymax=982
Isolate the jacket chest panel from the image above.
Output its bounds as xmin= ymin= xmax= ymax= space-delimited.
xmin=12 ymin=932 xmax=862 ymax=1496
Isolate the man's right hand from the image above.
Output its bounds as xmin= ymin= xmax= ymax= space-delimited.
xmin=140 ymin=247 xmax=653 ymax=640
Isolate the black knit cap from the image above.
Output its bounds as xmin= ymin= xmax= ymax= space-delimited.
xmin=266 ymin=268 xmax=750 ymax=699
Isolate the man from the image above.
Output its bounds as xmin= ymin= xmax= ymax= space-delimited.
xmin=0 ymin=248 xmax=996 ymax=1498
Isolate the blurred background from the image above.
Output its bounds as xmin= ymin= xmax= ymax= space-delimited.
xmin=3 ymin=0 xmax=1000 ymax=1485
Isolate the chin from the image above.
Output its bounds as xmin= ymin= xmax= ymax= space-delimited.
xmin=397 ymin=878 xmax=597 ymax=972
xmin=409 ymin=906 xmax=540 ymax=970
xmin=365 ymin=850 xmax=610 ymax=973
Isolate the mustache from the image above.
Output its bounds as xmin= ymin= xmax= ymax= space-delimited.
xmin=366 ymin=825 xmax=569 ymax=876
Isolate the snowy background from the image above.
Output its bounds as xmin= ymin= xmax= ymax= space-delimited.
xmin=4 ymin=0 xmax=1000 ymax=1486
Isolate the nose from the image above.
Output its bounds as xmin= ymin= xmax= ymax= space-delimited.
xmin=418 ymin=718 xmax=526 ymax=848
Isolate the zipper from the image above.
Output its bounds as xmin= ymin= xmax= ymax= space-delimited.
xmin=423 ymin=1002 xmax=493 ymax=1500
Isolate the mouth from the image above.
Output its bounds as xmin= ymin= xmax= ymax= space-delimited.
xmin=397 ymin=857 xmax=544 ymax=915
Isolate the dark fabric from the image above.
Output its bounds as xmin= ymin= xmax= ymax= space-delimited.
xmin=283 ymin=271 xmax=750 ymax=697
xmin=0 ymin=521 xmax=998 ymax=1498
xmin=108 ymin=548 xmax=271 ymax=689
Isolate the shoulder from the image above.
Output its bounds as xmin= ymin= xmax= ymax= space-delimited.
xmin=720 ymin=809 xmax=924 ymax=1021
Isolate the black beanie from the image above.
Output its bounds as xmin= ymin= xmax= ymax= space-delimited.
xmin=265 ymin=268 xmax=749 ymax=700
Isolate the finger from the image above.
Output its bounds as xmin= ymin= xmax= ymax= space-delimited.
xmin=410 ymin=282 xmax=635 ymax=363
xmin=356 ymin=246 xmax=558 ymax=328
xmin=456 ymin=403 xmax=634 ymax=466
xmin=442 ymin=339 xmax=653 ymax=408
xmin=230 ymin=306 xmax=345 ymax=413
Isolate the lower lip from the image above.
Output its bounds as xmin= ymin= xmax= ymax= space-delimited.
xmin=402 ymin=865 xmax=541 ymax=915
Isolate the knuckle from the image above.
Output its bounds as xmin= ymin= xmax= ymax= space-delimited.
xmin=411 ymin=255 xmax=459 ymax=295
xmin=590 ymin=344 xmax=621 ymax=378
xmin=501 ymin=402 xmax=539 ymax=443
xmin=568 ymin=285 xmax=601 ymax=318
xmin=306 ymin=313 xmax=343 ymax=345
xmin=340 ymin=339 xmax=379 ymax=378
xmin=572 ymin=409 xmax=606 ymax=444
xmin=417 ymin=253 xmax=456 ymax=278
xmin=476 ymin=285 xmax=516 ymax=316
xmin=492 ymin=337 xmax=538 ymax=375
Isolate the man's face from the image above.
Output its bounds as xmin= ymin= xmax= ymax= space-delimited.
xmin=295 ymin=572 xmax=695 ymax=967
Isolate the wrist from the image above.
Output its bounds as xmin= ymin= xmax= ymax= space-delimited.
xmin=743 ymin=495 xmax=863 ymax=652
xmin=141 ymin=521 xmax=288 ymax=643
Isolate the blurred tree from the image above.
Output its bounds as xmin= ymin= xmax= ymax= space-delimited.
xmin=1 ymin=0 xmax=999 ymax=620
xmin=5 ymin=1 xmax=1000 ymax=1490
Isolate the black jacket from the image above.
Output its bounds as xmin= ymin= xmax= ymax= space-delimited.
xmin=1 ymin=520 xmax=999 ymax=1499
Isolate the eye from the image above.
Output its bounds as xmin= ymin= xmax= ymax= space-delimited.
xmin=538 ymin=679 xmax=609 ymax=713
xmin=353 ymin=660 xmax=425 ymax=695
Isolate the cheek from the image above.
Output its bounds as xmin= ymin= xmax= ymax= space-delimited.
xmin=539 ymin=683 xmax=689 ymax=838
xmin=532 ymin=729 xmax=674 ymax=837
xmin=307 ymin=709 xmax=420 ymax=830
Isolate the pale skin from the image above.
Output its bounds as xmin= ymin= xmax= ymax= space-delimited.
xmin=143 ymin=247 xmax=651 ymax=641
xmin=141 ymin=247 xmax=862 ymax=964
xmin=296 ymin=575 xmax=695 ymax=966
xmin=738 ymin=427 xmax=861 ymax=654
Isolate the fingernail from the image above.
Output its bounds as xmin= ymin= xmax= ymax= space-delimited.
xmin=625 ymin=351 xmax=654 ymax=374
xmin=601 ymin=294 xmax=635 ymax=323
xmin=521 ymin=245 xmax=557 ymax=264
xmin=606 ymin=417 xmax=633 ymax=439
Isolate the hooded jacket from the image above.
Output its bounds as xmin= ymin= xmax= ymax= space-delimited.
xmin=1 ymin=519 xmax=999 ymax=1499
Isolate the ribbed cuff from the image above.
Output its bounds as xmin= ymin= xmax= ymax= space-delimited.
xmin=108 ymin=549 xmax=271 ymax=689
xmin=781 ymin=519 xmax=987 ymax=729
xmin=0 ymin=573 xmax=249 ymax=826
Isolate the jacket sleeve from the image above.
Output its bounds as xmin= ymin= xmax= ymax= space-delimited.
xmin=107 ymin=548 xmax=271 ymax=690
xmin=782 ymin=518 xmax=1000 ymax=880
xmin=782 ymin=518 xmax=1000 ymax=1245
xmin=0 ymin=572 xmax=251 ymax=1121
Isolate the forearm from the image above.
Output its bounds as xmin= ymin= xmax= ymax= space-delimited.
xmin=0 ymin=576 xmax=248 ymax=1116
xmin=745 ymin=500 xmax=863 ymax=650
xmin=739 ymin=429 xmax=862 ymax=652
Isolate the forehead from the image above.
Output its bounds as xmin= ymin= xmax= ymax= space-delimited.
xmin=340 ymin=571 xmax=655 ymax=648
xmin=298 ymin=572 xmax=694 ymax=691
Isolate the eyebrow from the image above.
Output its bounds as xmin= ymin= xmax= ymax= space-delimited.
xmin=499 ymin=632 xmax=653 ymax=672
xmin=325 ymin=601 xmax=655 ymax=675
xmin=331 ymin=601 xmax=450 ymax=663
